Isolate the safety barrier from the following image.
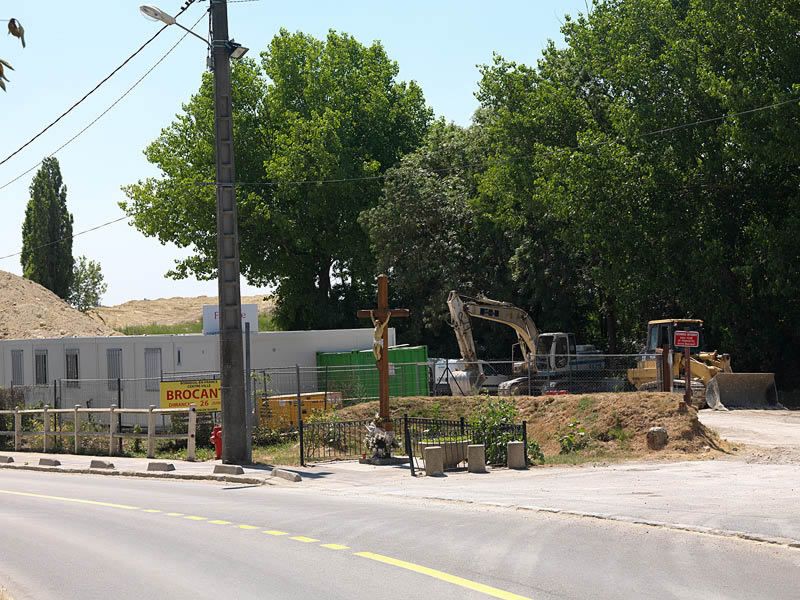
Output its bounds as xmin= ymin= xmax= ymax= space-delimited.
xmin=0 ymin=404 xmax=197 ymax=460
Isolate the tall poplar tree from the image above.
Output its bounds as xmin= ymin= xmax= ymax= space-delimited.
xmin=21 ymin=157 xmax=74 ymax=299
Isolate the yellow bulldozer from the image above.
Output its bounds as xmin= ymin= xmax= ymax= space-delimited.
xmin=626 ymin=319 xmax=779 ymax=409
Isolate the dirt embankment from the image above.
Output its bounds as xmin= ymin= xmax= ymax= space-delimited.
xmin=337 ymin=392 xmax=730 ymax=462
xmin=90 ymin=294 xmax=273 ymax=329
xmin=0 ymin=270 xmax=118 ymax=339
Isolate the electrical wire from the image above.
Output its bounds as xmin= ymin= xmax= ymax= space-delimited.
xmin=0 ymin=12 xmax=209 ymax=193
xmin=0 ymin=0 xmax=200 ymax=169
xmin=195 ymin=92 xmax=800 ymax=188
xmin=0 ymin=216 xmax=128 ymax=261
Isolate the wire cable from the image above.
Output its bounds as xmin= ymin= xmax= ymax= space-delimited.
xmin=0 ymin=11 xmax=209 ymax=192
xmin=0 ymin=216 xmax=128 ymax=261
xmin=0 ymin=0 xmax=200 ymax=169
xmin=194 ymin=92 xmax=800 ymax=188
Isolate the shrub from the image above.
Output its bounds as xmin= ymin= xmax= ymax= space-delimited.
xmin=559 ymin=421 xmax=590 ymax=454
xmin=469 ymin=399 xmax=521 ymax=465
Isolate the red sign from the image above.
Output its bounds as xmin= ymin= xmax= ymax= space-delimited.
xmin=674 ymin=330 xmax=700 ymax=348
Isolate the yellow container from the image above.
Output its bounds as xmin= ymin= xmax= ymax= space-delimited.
xmin=257 ymin=392 xmax=343 ymax=430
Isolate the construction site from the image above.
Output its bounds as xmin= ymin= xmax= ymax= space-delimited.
xmin=0 ymin=267 xmax=794 ymax=469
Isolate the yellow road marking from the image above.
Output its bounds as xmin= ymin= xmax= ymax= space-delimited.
xmin=0 ymin=489 xmax=530 ymax=600
xmin=0 ymin=489 xmax=139 ymax=511
xmin=354 ymin=552 xmax=532 ymax=600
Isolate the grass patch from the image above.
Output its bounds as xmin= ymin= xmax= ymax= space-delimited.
xmin=252 ymin=441 xmax=300 ymax=466
xmin=119 ymin=313 xmax=278 ymax=336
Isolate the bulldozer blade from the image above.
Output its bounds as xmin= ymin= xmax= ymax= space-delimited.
xmin=705 ymin=373 xmax=780 ymax=410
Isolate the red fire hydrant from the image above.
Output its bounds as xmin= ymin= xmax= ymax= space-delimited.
xmin=210 ymin=425 xmax=223 ymax=460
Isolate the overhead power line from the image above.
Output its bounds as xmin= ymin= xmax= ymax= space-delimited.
xmin=0 ymin=216 xmax=128 ymax=262
xmin=0 ymin=0 xmax=201 ymax=169
xmin=194 ymin=92 xmax=800 ymax=188
xmin=0 ymin=12 xmax=209 ymax=192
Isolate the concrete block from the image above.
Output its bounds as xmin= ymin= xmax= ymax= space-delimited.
xmin=647 ymin=427 xmax=669 ymax=450
xmin=271 ymin=468 xmax=302 ymax=483
xmin=38 ymin=458 xmax=61 ymax=467
xmin=507 ymin=441 xmax=526 ymax=469
xmin=147 ymin=462 xmax=176 ymax=472
xmin=0 ymin=456 xmax=13 ymax=464
xmin=214 ymin=464 xmax=245 ymax=476
xmin=467 ymin=444 xmax=487 ymax=473
xmin=423 ymin=445 xmax=444 ymax=477
xmin=90 ymin=460 xmax=114 ymax=469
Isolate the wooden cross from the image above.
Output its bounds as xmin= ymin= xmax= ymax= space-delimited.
xmin=357 ymin=274 xmax=409 ymax=431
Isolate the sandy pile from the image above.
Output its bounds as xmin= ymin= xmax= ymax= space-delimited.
xmin=90 ymin=294 xmax=273 ymax=329
xmin=0 ymin=270 xmax=118 ymax=339
xmin=337 ymin=392 xmax=729 ymax=460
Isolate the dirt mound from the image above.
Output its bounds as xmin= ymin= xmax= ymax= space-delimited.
xmin=90 ymin=294 xmax=273 ymax=329
xmin=0 ymin=270 xmax=118 ymax=339
xmin=337 ymin=392 xmax=729 ymax=461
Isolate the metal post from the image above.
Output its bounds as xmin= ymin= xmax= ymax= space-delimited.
xmin=245 ymin=321 xmax=252 ymax=457
xmin=684 ymin=346 xmax=692 ymax=406
xmin=522 ymin=420 xmax=528 ymax=466
xmin=147 ymin=405 xmax=156 ymax=459
xmin=211 ymin=0 xmax=249 ymax=465
xmin=42 ymin=405 xmax=49 ymax=453
xmin=14 ymin=407 xmax=21 ymax=451
xmin=324 ymin=365 xmax=329 ymax=410
xmin=404 ymin=413 xmax=415 ymax=477
xmin=296 ymin=364 xmax=304 ymax=467
xmin=109 ymin=404 xmax=117 ymax=456
xmin=73 ymin=405 xmax=80 ymax=454
xmin=187 ymin=404 xmax=197 ymax=462
xmin=459 ymin=416 xmax=465 ymax=437
xmin=117 ymin=377 xmax=123 ymax=454
xmin=295 ymin=365 xmax=302 ymax=428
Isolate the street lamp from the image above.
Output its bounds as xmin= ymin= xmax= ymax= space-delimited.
xmin=139 ymin=1 xmax=251 ymax=465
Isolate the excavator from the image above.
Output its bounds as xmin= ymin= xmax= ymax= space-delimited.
xmin=626 ymin=319 xmax=779 ymax=410
xmin=446 ymin=291 xmax=605 ymax=396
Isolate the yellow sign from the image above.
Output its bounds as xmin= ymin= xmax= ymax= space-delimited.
xmin=160 ymin=379 xmax=221 ymax=411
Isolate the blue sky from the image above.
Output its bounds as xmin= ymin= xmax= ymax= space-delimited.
xmin=0 ymin=0 xmax=587 ymax=305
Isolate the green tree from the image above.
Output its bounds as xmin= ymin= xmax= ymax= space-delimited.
xmin=21 ymin=157 xmax=74 ymax=299
xmin=360 ymin=120 xmax=517 ymax=357
xmin=475 ymin=0 xmax=800 ymax=380
xmin=122 ymin=29 xmax=432 ymax=329
xmin=69 ymin=256 xmax=107 ymax=312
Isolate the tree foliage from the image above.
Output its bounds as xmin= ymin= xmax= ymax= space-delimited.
xmin=122 ymin=29 xmax=431 ymax=329
xmin=69 ymin=256 xmax=107 ymax=312
xmin=21 ymin=157 xmax=74 ymax=300
xmin=468 ymin=0 xmax=800 ymax=381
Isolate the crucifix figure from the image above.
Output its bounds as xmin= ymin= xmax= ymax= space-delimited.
xmin=357 ymin=274 xmax=409 ymax=431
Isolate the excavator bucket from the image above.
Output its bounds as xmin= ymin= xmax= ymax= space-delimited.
xmin=705 ymin=373 xmax=780 ymax=410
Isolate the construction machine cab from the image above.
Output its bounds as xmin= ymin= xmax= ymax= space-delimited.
xmin=645 ymin=319 xmax=703 ymax=354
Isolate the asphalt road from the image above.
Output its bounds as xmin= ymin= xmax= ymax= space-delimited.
xmin=1 ymin=470 xmax=798 ymax=600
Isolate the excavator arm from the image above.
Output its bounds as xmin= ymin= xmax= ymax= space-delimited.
xmin=447 ymin=291 xmax=540 ymax=390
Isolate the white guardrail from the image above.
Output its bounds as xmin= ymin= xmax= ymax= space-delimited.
xmin=0 ymin=404 xmax=197 ymax=461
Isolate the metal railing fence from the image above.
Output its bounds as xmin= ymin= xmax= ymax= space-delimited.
xmin=0 ymin=404 xmax=197 ymax=459
xmin=299 ymin=414 xmax=527 ymax=474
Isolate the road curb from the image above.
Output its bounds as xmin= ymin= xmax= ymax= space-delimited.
xmin=271 ymin=468 xmax=302 ymax=482
xmin=513 ymin=504 xmax=800 ymax=549
xmin=389 ymin=492 xmax=800 ymax=550
xmin=0 ymin=463 xmax=268 ymax=486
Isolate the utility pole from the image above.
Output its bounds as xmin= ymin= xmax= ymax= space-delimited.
xmin=210 ymin=0 xmax=249 ymax=464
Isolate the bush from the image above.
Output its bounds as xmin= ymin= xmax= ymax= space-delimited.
xmin=469 ymin=399 xmax=522 ymax=465
xmin=559 ymin=421 xmax=589 ymax=454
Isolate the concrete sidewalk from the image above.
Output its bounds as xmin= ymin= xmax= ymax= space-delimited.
xmin=0 ymin=450 xmax=299 ymax=484
xmin=297 ymin=457 xmax=800 ymax=547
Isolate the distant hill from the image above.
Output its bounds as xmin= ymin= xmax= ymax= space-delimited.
xmin=0 ymin=270 xmax=118 ymax=339
xmin=90 ymin=294 xmax=273 ymax=331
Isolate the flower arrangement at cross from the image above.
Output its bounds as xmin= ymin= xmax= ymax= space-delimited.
xmin=364 ymin=414 xmax=399 ymax=459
